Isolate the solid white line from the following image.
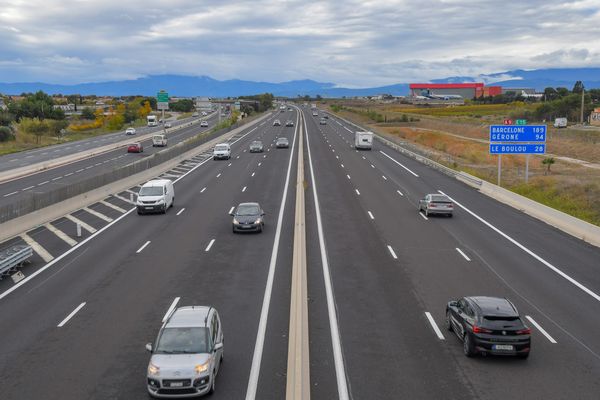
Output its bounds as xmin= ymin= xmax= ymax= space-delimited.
xmin=45 ymin=223 xmax=78 ymax=247
xmin=355 ymin=189 xmax=360 ymax=195
xmin=368 ymin=211 xmax=374 ymax=220
xmin=200 ymin=187 xmax=206 ymax=193
xmin=438 ymin=190 xmax=600 ymax=303
xmin=176 ymin=208 xmax=185 ymax=216
xmin=162 ymin=297 xmax=181 ymax=322
xmin=136 ymin=240 xmax=151 ymax=253
xmin=57 ymin=302 xmax=86 ymax=327
xmin=65 ymin=214 xmax=96 ymax=233
xmin=380 ymin=151 xmax=419 ymax=177
xmin=387 ymin=245 xmax=398 ymax=259
xmin=425 ymin=312 xmax=445 ymax=340
xmin=205 ymin=239 xmax=215 ymax=252
xmin=83 ymin=207 xmax=113 ymax=222
xmin=456 ymin=248 xmax=471 ymax=261
xmin=246 ymin=109 xmax=298 ymax=400
xmin=20 ymin=233 xmax=54 ymax=262
xmin=419 ymin=212 xmax=428 ymax=220
xmin=304 ymin=112 xmax=350 ymax=400
xmin=382 ymin=175 xmax=387 ymax=180
xmin=396 ymin=190 xmax=404 ymax=196
xmin=100 ymin=200 xmax=127 ymax=213
xmin=526 ymin=315 xmax=557 ymax=344
xmin=242 ymin=186 xmax=247 ymax=192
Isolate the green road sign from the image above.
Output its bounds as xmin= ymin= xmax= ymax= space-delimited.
xmin=157 ymin=91 xmax=169 ymax=103
xmin=516 ymin=119 xmax=527 ymax=125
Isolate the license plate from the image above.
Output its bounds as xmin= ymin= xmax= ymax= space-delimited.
xmin=493 ymin=344 xmax=514 ymax=351
xmin=170 ymin=382 xmax=183 ymax=387
xmin=145 ymin=207 xmax=153 ymax=210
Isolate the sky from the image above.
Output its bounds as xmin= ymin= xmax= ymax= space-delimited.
xmin=1 ymin=0 xmax=599 ymax=87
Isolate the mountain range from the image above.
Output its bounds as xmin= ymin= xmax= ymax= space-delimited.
xmin=0 ymin=68 xmax=599 ymax=97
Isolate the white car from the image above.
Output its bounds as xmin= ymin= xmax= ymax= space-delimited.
xmin=213 ymin=143 xmax=231 ymax=160
xmin=201 ymin=111 xmax=207 ymax=116
xmin=201 ymin=120 xmax=209 ymax=127
xmin=164 ymin=122 xmax=172 ymax=128
xmin=125 ymin=127 xmax=136 ymax=135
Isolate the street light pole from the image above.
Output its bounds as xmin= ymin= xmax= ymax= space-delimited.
xmin=581 ymin=86 xmax=585 ymax=124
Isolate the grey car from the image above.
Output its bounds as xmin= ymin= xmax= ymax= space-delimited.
xmin=285 ymin=120 xmax=294 ymax=127
xmin=249 ymin=140 xmax=264 ymax=153
xmin=146 ymin=306 xmax=224 ymax=398
xmin=276 ymin=137 xmax=289 ymax=148
xmin=230 ymin=202 xmax=265 ymax=233
xmin=419 ymin=194 xmax=454 ymax=217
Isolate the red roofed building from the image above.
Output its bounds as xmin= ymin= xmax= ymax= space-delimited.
xmin=410 ymin=83 xmax=502 ymax=99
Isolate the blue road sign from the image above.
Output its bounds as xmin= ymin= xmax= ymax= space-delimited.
xmin=489 ymin=144 xmax=546 ymax=154
xmin=489 ymin=125 xmax=546 ymax=142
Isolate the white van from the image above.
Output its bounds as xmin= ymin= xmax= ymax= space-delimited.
xmin=355 ymin=131 xmax=373 ymax=150
xmin=152 ymin=134 xmax=167 ymax=147
xmin=136 ymin=179 xmax=174 ymax=214
xmin=213 ymin=143 xmax=231 ymax=160
xmin=554 ymin=117 xmax=567 ymax=128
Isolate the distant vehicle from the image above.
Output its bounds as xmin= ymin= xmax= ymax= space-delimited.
xmin=285 ymin=120 xmax=294 ymax=127
xmin=192 ymin=112 xmax=199 ymax=117
xmin=127 ymin=143 xmax=143 ymax=153
xmin=446 ymin=296 xmax=531 ymax=358
xmin=322 ymin=114 xmax=328 ymax=119
xmin=152 ymin=134 xmax=167 ymax=147
xmin=164 ymin=122 xmax=172 ymax=128
xmin=273 ymin=119 xmax=281 ymax=126
xmin=200 ymin=120 xmax=209 ymax=127
xmin=554 ymin=117 xmax=567 ymax=128
xmin=147 ymin=115 xmax=158 ymax=127
xmin=213 ymin=143 xmax=231 ymax=160
xmin=136 ymin=179 xmax=174 ymax=214
xmin=279 ymin=105 xmax=286 ymax=112
xmin=276 ymin=137 xmax=289 ymax=148
xmin=230 ymin=202 xmax=265 ymax=233
xmin=311 ymin=104 xmax=316 ymax=109
xmin=354 ymin=131 xmax=373 ymax=150
xmin=201 ymin=111 xmax=207 ymax=116
xmin=419 ymin=194 xmax=453 ymax=217
xmin=249 ymin=140 xmax=264 ymax=153
xmin=146 ymin=306 xmax=223 ymax=396
xmin=125 ymin=127 xmax=136 ymax=135
xmin=312 ymin=112 xmax=318 ymax=117
xmin=319 ymin=118 xmax=327 ymax=125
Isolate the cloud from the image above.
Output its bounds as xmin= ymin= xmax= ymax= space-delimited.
xmin=0 ymin=0 xmax=598 ymax=86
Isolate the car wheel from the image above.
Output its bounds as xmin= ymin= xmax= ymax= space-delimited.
xmin=448 ymin=213 xmax=453 ymax=218
xmin=446 ymin=311 xmax=453 ymax=332
xmin=463 ymin=333 xmax=475 ymax=357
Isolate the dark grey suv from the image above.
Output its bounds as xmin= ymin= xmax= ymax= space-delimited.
xmin=446 ymin=296 xmax=531 ymax=358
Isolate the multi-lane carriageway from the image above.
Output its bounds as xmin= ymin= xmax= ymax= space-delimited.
xmin=0 ymin=106 xmax=599 ymax=399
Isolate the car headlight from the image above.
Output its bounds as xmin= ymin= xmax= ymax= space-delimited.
xmin=233 ymin=218 xmax=239 ymax=224
xmin=195 ymin=361 xmax=210 ymax=374
xmin=254 ymin=218 xmax=262 ymax=224
xmin=156 ymin=199 xmax=164 ymax=204
xmin=148 ymin=362 xmax=160 ymax=375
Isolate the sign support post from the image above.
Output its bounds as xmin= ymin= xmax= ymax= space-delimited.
xmin=525 ymin=154 xmax=530 ymax=184
xmin=497 ymin=155 xmax=502 ymax=186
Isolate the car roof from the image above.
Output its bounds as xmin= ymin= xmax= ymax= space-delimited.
xmin=166 ymin=306 xmax=212 ymax=328
xmin=238 ymin=202 xmax=260 ymax=208
xmin=143 ymin=179 xmax=171 ymax=187
xmin=277 ymin=137 xmax=288 ymax=141
xmin=467 ymin=296 xmax=518 ymax=317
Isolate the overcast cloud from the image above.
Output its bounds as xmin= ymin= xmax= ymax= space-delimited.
xmin=0 ymin=0 xmax=599 ymax=86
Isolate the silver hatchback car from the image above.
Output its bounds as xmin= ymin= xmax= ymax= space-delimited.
xmin=146 ymin=306 xmax=224 ymax=398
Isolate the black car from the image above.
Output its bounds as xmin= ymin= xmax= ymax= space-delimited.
xmin=230 ymin=202 xmax=265 ymax=233
xmin=446 ymin=296 xmax=531 ymax=358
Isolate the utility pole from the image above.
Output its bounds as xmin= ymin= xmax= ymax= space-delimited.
xmin=581 ymin=85 xmax=585 ymax=124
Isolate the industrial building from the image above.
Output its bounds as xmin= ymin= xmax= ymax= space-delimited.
xmin=409 ymin=83 xmax=502 ymax=99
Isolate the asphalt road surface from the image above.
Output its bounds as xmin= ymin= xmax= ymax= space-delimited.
xmin=0 ymin=107 xmax=599 ymax=399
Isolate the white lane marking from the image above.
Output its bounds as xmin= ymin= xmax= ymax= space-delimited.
xmin=65 ymin=215 xmax=96 ymax=233
xmin=387 ymin=245 xmax=398 ymax=259
xmin=246 ymin=109 xmax=298 ymax=400
xmin=335 ymin=155 xmax=339 ymax=159
xmin=258 ymin=162 xmax=262 ymax=166
xmin=251 ymin=172 xmax=255 ymax=177
xmin=419 ymin=212 xmax=428 ymax=220
xmin=346 ymin=174 xmax=351 ymax=180
xmin=176 ymin=208 xmax=185 ymax=216
xmin=113 ymin=193 xmax=134 ymax=204
xmin=57 ymin=302 xmax=86 ymax=327
xmin=382 ymin=175 xmax=387 ymax=180
xmin=205 ymin=239 xmax=216 ymax=252
xmin=95 ymin=163 xmax=102 ymax=166
xmin=64 ymin=172 xmax=73 ymax=177
xmin=100 ymin=200 xmax=126 ymax=213
xmin=355 ymin=189 xmax=361 ymax=195
xmin=45 ymin=223 xmax=78 ymax=246
xmin=217 ymin=173 xmax=221 ymax=178
xmin=136 ymin=240 xmax=151 ymax=253
xmin=237 ymin=155 xmax=241 ymax=158
xmin=456 ymin=248 xmax=471 ymax=261
xmin=368 ymin=211 xmax=374 ymax=220
xmin=201 ymin=187 xmax=206 ymax=193
xmin=371 ymin=164 xmax=375 ymax=168
xmin=263 ymin=155 xmax=267 ymax=158
xmin=362 ymin=156 xmax=366 ymax=160
xmin=20 ymin=233 xmax=54 ymax=262
xmin=304 ymin=117 xmax=350 ymax=400
xmin=51 ymin=176 xmax=62 ymax=181
xmin=85 ymin=165 xmax=93 ymax=169
xmin=526 ymin=316 xmax=557 ymax=344
xmin=380 ymin=151 xmax=420 ymax=177
xmin=344 ymin=126 xmax=352 ymax=133
xmin=397 ymin=190 xmax=404 ymax=196
xmin=242 ymin=186 xmax=247 ymax=192
xmin=22 ymin=186 xmax=34 ymax=191
xmin=438 ymin=190 xmax=600 ymax=303
xmin=83 ymin=207 xmax=113 ymax=222
xmin=3 ymin=191 xmax=18 ymax=197
xmin=76 ymin=169 xmax=84 ymax=173
xmin=162 ymin=297 xmax=181 ymax=322
xmin=228 ymin=206 xmax=235 ymax=214
xmin=425 ymin=312 xmax=445 ymax=340
xmin=228 ymin=163 xmax=232 ymax=167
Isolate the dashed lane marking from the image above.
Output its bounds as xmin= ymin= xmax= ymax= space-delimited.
xmin=387 ymin=245 xmax=398 ymax=259
xmin=456 ymin=248 xmax=471 ymax=261
xmin=136 ymin=240 xmax=151 ymax=253
xmin=425 ymin=312 xmax=445 ymax=340
xmin=526 ymin=316 xmax=557 ymax=344
xmin=57 ymin=302 xmax=86 ymax=328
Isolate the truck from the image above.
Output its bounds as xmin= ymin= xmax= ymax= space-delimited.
xmin=554 ymin=117 xmax=567 ymax=128
xmin=147 ymin=115 xmax=158 ymax=127
xmin=355 ymin=131 xmax=373 ymax=150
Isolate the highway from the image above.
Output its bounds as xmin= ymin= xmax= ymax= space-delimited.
xmin=0 ymin=106 xmax=599 ymax=399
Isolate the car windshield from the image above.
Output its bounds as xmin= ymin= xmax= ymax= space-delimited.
xmin=430 ymin=195 xmax=451 ymax=203
xmin=139 ymin=186 xmax=163 ymax=196
xmin=155 ymin=327 xmax=209 ymax=354
xmin=237 ymin=204 xmax=260 ymax=216
xmin=278 ymin=138 xmax=288 ymax=142
xmin=215 ymin=145 xmax=229 ymax=151
xmin=252 ymin=141 xmax=262 ymax=146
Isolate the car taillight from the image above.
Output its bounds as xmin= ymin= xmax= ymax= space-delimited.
xmin=516 ymin=328 xmax=531 ymax=335
xmin=429 ymin=203 xmax=436 ymax=207
xmin=472 ymin=325 xmax=492 ymax=334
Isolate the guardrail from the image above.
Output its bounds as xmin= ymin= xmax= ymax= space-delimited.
xmin=0 ymin=245 xmax=32 ymax=279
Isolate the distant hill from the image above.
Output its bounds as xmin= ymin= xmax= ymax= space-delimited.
xmin=0 ymin=68 xmax=598 ymax=97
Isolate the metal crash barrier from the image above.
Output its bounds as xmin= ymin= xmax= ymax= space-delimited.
xmin=0 ymin=245 xmax=33 ymax=279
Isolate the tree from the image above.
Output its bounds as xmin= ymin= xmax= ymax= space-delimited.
xmin=572 ymin=81 xmax=584 ymax=94
xmin=542 ymin=157 xmax=555 ymax=174
xmin=138 ymin=101 xmax=152 ymax=119
xmin=543 ymin=87 xmax=558 ymax=101
xmin=81 ymin=107 xmax=95 ymax=120
xmin=141 ymin=97 xmax=157 ymax=110
xmin=67 ymin=94 xmax=80 ymax=111
xmin=556 ymin=87 xmax=570 ymax=97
